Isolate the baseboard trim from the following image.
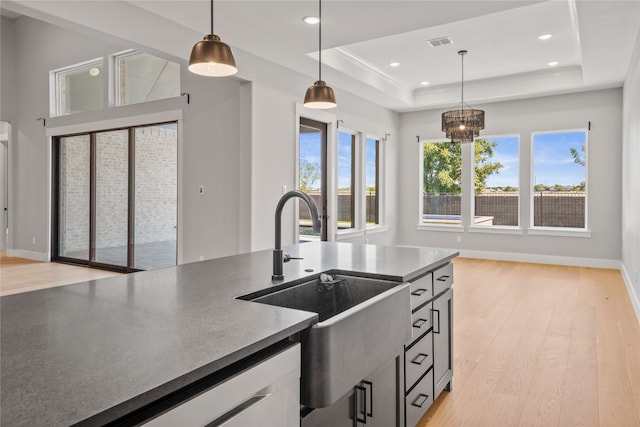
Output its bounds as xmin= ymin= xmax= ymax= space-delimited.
xmin=6 ymin=249 xmax=49 ymax=262
xmin=620 ymin=263 xmax=640 ymax=326
xmin=459 ymin=249 xmax=621 ymax=269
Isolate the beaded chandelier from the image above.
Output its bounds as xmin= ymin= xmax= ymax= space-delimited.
xmin=442 ymin=50 xmax=485 ymax=143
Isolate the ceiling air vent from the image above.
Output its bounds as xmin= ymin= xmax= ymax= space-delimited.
xmin=427 ymin=36 xmax=453 ymax=47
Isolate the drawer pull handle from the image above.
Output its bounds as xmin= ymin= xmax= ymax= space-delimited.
xmin=207 ymin=394 xmax=270 ymax=426
xmin=411 ymin=288 xmax=427 ymax=296
xmin=432 ymin=309 xmax=441 ymax=334
xmin=362 ymin=380 xmax=373 ymax=417
xmin=437 ymin=275 xmax=450 ymax=282
xmin=411 ymin=353 xmax=428 ymax=365
xmin=411 ymin=393 xmax=429 ymax=408
xmin=353 ymin=385 xmax=367 ymax=424
xmin=413 ymin=318 xmax=427 ymax=328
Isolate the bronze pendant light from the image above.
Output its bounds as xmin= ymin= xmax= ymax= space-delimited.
xmin=189 ymin=0 xmax=237 ymax=77
xmin=442 ymin=50 xmax=484 ymax=142
xmin=304 ymin=0 xmax=337 ymax=109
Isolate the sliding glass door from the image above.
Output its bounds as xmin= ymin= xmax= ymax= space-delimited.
xmin=53 ymin=122 xmax=177 ymax=272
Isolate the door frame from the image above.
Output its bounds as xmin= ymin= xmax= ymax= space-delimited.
xmin=295 ymin=104 xmax=337 ymax=243
xmin=46 ymin=110 xmax=184 ymax=269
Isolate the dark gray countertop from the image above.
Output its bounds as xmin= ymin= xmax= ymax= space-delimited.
xmin=0 ymin=242 xmax=457 ymax=426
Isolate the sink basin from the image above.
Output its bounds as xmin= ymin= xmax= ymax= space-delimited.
xmin=240 ymin=273 xmax=411 ymax=408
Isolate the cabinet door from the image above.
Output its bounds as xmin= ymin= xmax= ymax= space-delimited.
xmin=302 ymin=356 xmax=399 ymax=427
xmin=301 ymin=390 xmax=354 ymax=427
xmin=432 ymin=288 xmax=453 ymax=399
xmin=365 ymin=356 xmax=398 ymax=427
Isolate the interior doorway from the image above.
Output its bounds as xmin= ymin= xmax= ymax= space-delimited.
xmin=298 ymin=117 xmax=328 ymax=241
xmin=0 ymin=121 xmax=9 ymax=251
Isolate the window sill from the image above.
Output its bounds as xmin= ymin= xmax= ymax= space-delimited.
xmin=527 ymin=227 xmax=591 ymax=238
xmin=365 ymin=225 xmax=388 ymax=235
xmin=336 ymin=229 xmax=365 ymax=240
xmin=468 ymin=226 xmax=523 ymax=235
xmin=416 ymin=224 xmax=464 ymax=232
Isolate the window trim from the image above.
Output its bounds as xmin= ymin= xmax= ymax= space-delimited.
xmin=364 ymin=134 xmax=384 ymax=228
xmin=529 ymin=128 xmax=589 ymax=232
xmin=336 ymin=128 xmax=358 ymax=233
xmin=111 ymin=49 xmax=181 ymax=107
xmin=50 ymin=57 xmax=104 ymax=117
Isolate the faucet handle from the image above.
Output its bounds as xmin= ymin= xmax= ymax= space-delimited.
xmin=283 ymin=254 xmax=304 ymax=263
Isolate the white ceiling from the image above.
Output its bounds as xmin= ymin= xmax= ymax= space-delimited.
xmin=2 ymin=0 xmax=639 ymax=112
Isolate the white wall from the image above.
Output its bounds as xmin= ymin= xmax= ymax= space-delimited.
xmin=245 ymin=58 xmax=399 ymax=252
xmin=398 ymin=89 xmax=623 ymax=264
xmin=621 ymin=29 xmax=640 ymax=320
xmin=1 ymin=16 xmax=244 ymax=263
xmin=1 ymin=14 xmax=399 ymax=264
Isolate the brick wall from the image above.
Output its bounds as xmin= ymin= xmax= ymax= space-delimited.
xmin=59 ymin=126 xmax=177 ymax=253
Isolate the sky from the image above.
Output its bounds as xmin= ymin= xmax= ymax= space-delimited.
xmin=482 ymin=132 xmax=586 ymax=188
xmin=531 ymin=131 xmax=586 ymax=187
xmin=300 ymin=131 xmax=377 ymax=190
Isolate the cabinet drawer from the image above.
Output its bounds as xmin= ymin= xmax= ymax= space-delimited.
xmin=405 ymin=331 xmax=433 ymax=392
xmin=405 ymin=369 xmax=433 ymax=427
xmin=433 ymin=263 xmax=453 ymax=296
xmin=409 ymin=302 xmax=432 ymax=344
xmin=409 ymin=273 xmax=433 ymax=311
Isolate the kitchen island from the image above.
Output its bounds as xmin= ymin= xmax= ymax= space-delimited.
xmin=0 ymin=242 xmax=458 ymax=426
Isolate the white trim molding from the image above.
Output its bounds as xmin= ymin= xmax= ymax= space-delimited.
xmin=6 ymin=249 xmax=49 ymax=262
xmin=621 ymin=263 xmax=640 ymax=326
xmin=459 ymin=249 xmax=620 ymax=269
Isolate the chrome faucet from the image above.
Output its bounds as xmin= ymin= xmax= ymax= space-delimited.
xmin=273 ymin=190 xmax=321 ymax=280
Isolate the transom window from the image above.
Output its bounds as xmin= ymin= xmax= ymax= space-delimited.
xmin=52 ymin=58 xmax=104 ymax=116
xmin=114 ymin=50 xmax=181 ymax=106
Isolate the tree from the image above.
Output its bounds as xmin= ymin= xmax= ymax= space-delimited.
xmin=570 ymin=145 xmax=586 ymax=166
xmin=299 ymin=159 xmax=320 ymax=192
xmin=534 ymin=183 xmax=546 ymax=192
xmin=423 ymin=139 xmax=502 ymax=194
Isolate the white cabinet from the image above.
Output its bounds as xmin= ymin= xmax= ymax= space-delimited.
xmin=142 ymin=343 xmax=300 ymax=427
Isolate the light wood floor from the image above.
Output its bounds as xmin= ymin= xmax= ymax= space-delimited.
xmin=0 ymin=251 xmax=121 ymax=296
xmin=419 ymin=258 xmax=640 ymax=427
xmin=2 ymin=253 xmax=639 ymax=425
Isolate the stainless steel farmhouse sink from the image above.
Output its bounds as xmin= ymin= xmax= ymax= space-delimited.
xmin=239 ymin=273 xmax=411 ymax=408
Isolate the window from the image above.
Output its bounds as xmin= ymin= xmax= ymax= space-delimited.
xmin=298 ymin=118 xmax=327 ymax=241
xmin=473 ymin=136 xmax=520 ymax=227
xmin=337 ymin=131 xmax=355 ymax=231
xmin=532 ymin=130 xmax=587 ymax=229
xmin=421 ymin=140 xmax=462 ymax=225
xmin=365 ymin=137 xmax=380 ymax=225
xmin=52 ymin=59 xmax=104 ymax=116
xmin=114 ymin=51 xmax=180 ymax=106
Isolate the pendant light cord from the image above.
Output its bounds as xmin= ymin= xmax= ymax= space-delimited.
xmin=210 ymin=0 xmax=214 ymax=35
xmin=460 ymin=52 xmax=464 ymax=106
xmin=318 ymin=0 xmax=322 ymax=81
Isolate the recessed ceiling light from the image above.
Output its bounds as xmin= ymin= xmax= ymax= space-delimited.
xmin=303 ymin=16 xmax=320 ymax=25
xmin=538 ymin=34 xmax=552 ymax=40
xmin=89 ymin=67 xmax=100 ymax=77
xmin=389 ymin=62 xmax=400 ymax=67
xmin=548 ymin=61 xmax=559 ymax=66
xmin=420 ymin=81 xmax=430 ymax=86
